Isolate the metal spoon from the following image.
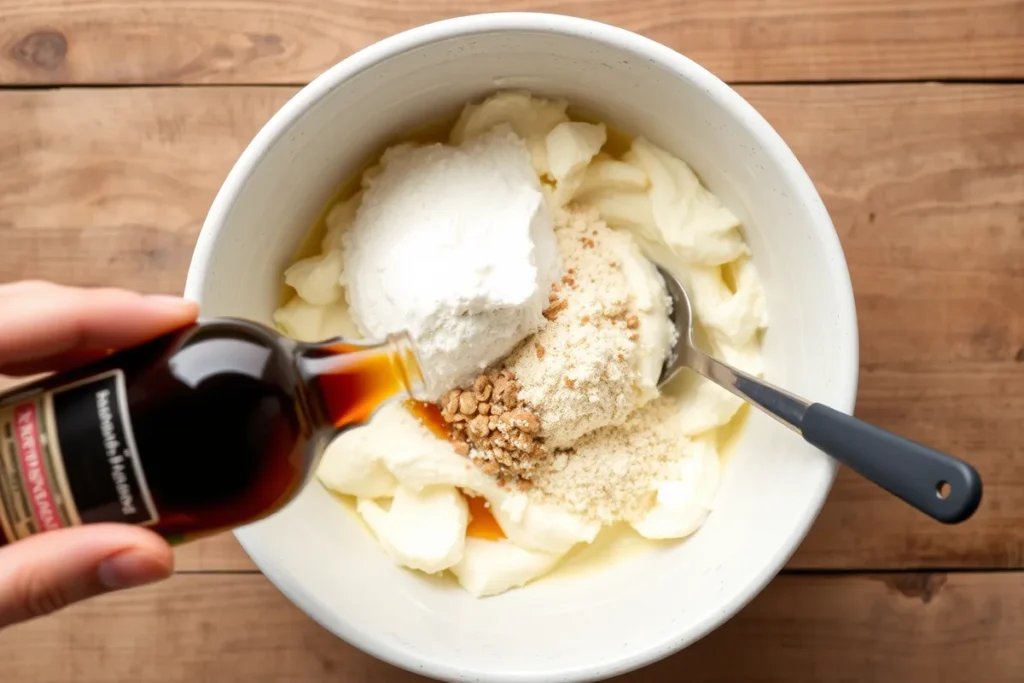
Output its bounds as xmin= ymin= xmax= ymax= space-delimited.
xmin=655 ymin=265 xmax=982 ymax=524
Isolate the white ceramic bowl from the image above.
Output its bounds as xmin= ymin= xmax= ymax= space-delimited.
xmin=185 ymin=12 xmax=858 ymax=683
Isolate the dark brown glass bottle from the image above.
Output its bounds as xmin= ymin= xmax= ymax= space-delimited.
xmin=0 ymin=318 xmax=425 ymax=547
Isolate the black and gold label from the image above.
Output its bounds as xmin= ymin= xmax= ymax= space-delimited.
xmin=0 ymin=370 xmax=158 ymax=541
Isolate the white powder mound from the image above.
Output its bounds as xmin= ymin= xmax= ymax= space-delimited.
xmin=341 ymin=125 xmax=562 ymax=400
xmin=507 ymin=205 xmax=673 ymax=450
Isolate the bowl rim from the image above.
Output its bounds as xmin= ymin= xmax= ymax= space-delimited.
xmin=185 ymin=11 xmax=859 ymax=683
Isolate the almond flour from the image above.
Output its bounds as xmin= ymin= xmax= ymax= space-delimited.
xmin=438 ymin=204 xmax=687 ymax=523
xmin=506 ymin=205 xmax=647 ymax=450
xmin=528 ymin=397 xmax=689 ymax=523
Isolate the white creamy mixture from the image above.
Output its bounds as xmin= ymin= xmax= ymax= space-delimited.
xmin=274 ymin=91 xmax=768 ymax=597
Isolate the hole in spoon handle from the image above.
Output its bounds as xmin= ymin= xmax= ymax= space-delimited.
xmin=801 ymin=404 xmax=982 ymax=524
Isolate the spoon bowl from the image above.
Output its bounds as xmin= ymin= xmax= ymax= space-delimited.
xmin=655 ymin=264 xmax=982 ymax=524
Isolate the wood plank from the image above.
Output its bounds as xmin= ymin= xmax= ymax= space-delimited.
xmin=2 ymin=571 xmax=1023 ymax=681
xmin=173 ymin=534 xmax=255 ymax=572
xmin=0 ymin=86 xmax=296 ymax=295
xmin=0 ymin=86 xmax=285 ymax=573
xmin=748 ymin=83 xmax=1024 ymax=568
xmin=0 ymin=83 xmax=1020 ymax=571
xmin=0 ymin=0 xmax=1022 ymax=85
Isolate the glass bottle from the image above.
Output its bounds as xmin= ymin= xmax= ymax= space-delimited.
xmin=0 ymin=317 xmax=425 ymax=547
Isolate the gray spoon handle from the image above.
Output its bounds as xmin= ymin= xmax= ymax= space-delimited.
xmin=689 ymin=347 xmax=982 ymax=524
xmin=801 ymin=404 xmax=982 ymax=524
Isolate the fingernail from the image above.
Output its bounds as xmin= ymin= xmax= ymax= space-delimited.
xmin=144 ymin=295 xmax=198 ymax=313
xmin=98 ymin=550 xmax=173 ymax=590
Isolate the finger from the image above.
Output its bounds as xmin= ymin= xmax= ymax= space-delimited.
xmin=0 ymin=281 xmax=198 ymax=368
xmin=0 ymin=349 xmax=115 ymax=378
xmin=0 ymin=524 xmax=173 ymax=629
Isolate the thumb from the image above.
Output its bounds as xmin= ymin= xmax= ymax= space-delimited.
xmin=0 ymin=524 xmax=173 ymax=629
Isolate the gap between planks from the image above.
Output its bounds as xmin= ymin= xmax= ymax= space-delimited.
xmin=1 ymin=78 xmax=1023 ymax=91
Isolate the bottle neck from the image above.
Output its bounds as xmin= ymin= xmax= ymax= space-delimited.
xmin=297 ymin=331 xmax=427 ymax=433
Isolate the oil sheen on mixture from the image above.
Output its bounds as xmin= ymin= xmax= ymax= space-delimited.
xmin=273 ymin=91 xmax=768 ymax=597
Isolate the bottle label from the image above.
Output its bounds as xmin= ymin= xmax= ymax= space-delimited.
xmin=0 ymin=369 xmax=159 ymax=541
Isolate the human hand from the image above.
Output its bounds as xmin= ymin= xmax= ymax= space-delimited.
xmin=0 ymin=281 xmax=199 ymax=629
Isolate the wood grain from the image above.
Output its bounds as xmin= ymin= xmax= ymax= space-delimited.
xmin=0 ymin=0 xmax=1022 ymax=85
xmin=3 ymin=571 xmax=1024 ymax=681
xmin=174 ymin=535 xmax=255 ymax=572
xmin=0 ymin=87 xmax=295 ymax=295
xmin=752 ymin=83 xmax=1024 ymax=568
xmin=1 ymin=83 xmax=1021 ymax=571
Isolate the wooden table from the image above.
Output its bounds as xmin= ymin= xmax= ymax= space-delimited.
xmin=1 ymin=1 xmax=1022 ymax=680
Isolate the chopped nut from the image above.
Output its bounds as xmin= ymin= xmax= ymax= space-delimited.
xmin=492 ymin=375 xmax=510 ymax=401
xmin=473 ymin=375 xmax=492 ymax=401
xmin=543 ymin=298 xmax=568 ymax=320
xmin=436 ymin=367 xmax=550 ymax=484
xmin=459 ymin=392 xmax=479 ymax=416
xmin=625 ymin=314 xmax=640 ymax=330
xmin=441 ymin=389 xmax=460 ymax=422
xmin=564 ymin=376 xmax=576 ymax=388
xmin=468 ymin=415 xmax=491 ymax=439
xmin=507 ymin=411 xmax=540 ymax=434
xmin=494 ymin=413 xmax=512 ymax=434
xmin=511 ymin=433 xmax=535 ymax=452
xmin=535 ymin=344 xmax=546 ymax=359
xmin=478 ymin=459 xmax=500 ymax=477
